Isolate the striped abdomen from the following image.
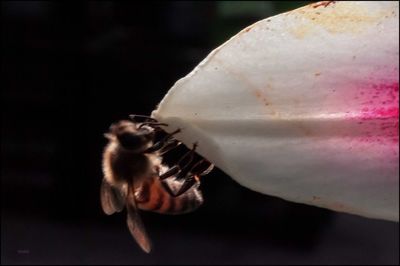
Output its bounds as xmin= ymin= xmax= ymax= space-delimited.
xmin=135 ymin=177 xmax=203 ymax=215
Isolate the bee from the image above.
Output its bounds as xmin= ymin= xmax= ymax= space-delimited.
xmin=101 ymin=116 xmax=213 ymax=253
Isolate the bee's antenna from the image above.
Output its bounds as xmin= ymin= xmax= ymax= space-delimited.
xmin=138 ymin=122 xmax=168 ymax=129
xmin=129 ymin=114 xmax=157 ymax=122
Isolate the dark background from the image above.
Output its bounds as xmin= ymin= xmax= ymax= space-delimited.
xmin=1 ymin=1 xmax=398 ymax=264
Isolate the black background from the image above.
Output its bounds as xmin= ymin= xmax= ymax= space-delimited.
xmin=1 ymin=1 xmax=399 ymax=264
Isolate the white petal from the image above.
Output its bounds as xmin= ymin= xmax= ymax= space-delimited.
xmin=152 ymin=1 xmax=399 ymax=221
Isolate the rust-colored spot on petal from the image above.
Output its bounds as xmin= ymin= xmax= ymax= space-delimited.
xmin=312 ymin=1 xmax=336 ymax=9
xmin=240 ymin=25 xmax=254 ymax=35
xmin=290 ymin=2 xmax=394 ymax=38
xmin=254 ymin=89 xmax=270 ymax=106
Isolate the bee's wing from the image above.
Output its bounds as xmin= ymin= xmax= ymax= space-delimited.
xmin=100 ymin=178 xmax=125 ymax=215
xmin=126 ymin=189 xmax=152 ymax=253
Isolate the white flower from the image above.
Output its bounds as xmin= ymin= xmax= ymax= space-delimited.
xmin=153 ymin=1 xmax=399 ymax=221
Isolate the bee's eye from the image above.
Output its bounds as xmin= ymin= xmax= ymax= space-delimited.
xmin=117 ymin=133 xmax=142 ymax=150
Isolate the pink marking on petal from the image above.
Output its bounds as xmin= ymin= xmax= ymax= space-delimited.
xmin=349 ymin=81 xmax=399 ymax=148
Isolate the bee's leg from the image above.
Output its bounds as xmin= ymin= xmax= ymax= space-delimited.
xmin=174 ymin=159 xmax=213 ymax=197
xmin=159 ymin=165 xmax=180 ymax=180
xmin=174 ymin=175 xmax=199 ymax=197
xmin=159 ymin=139 xmax=182 ymax=155
xmin=159 ymin=179 xmax=177 ymax=197
xmin=144 ymin=129 xmax=181 ymax=153
xmin=177 ymin=143 xmax=197 ymax=163
xmin=159 ymin=144 xmax=198 ymax=196
xmin=160 ymin=173 xmax=197 ymax=197
xmin=159 ymin=143 xmax=197 ymax=180
xmin=170 ymin=143 xmax=198 ymax=181
xmin=191 ymin=159 xmax=214 ymax=177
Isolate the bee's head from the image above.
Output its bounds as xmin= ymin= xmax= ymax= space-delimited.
xmin=106 ymin=120 xmax=155 ymax=153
